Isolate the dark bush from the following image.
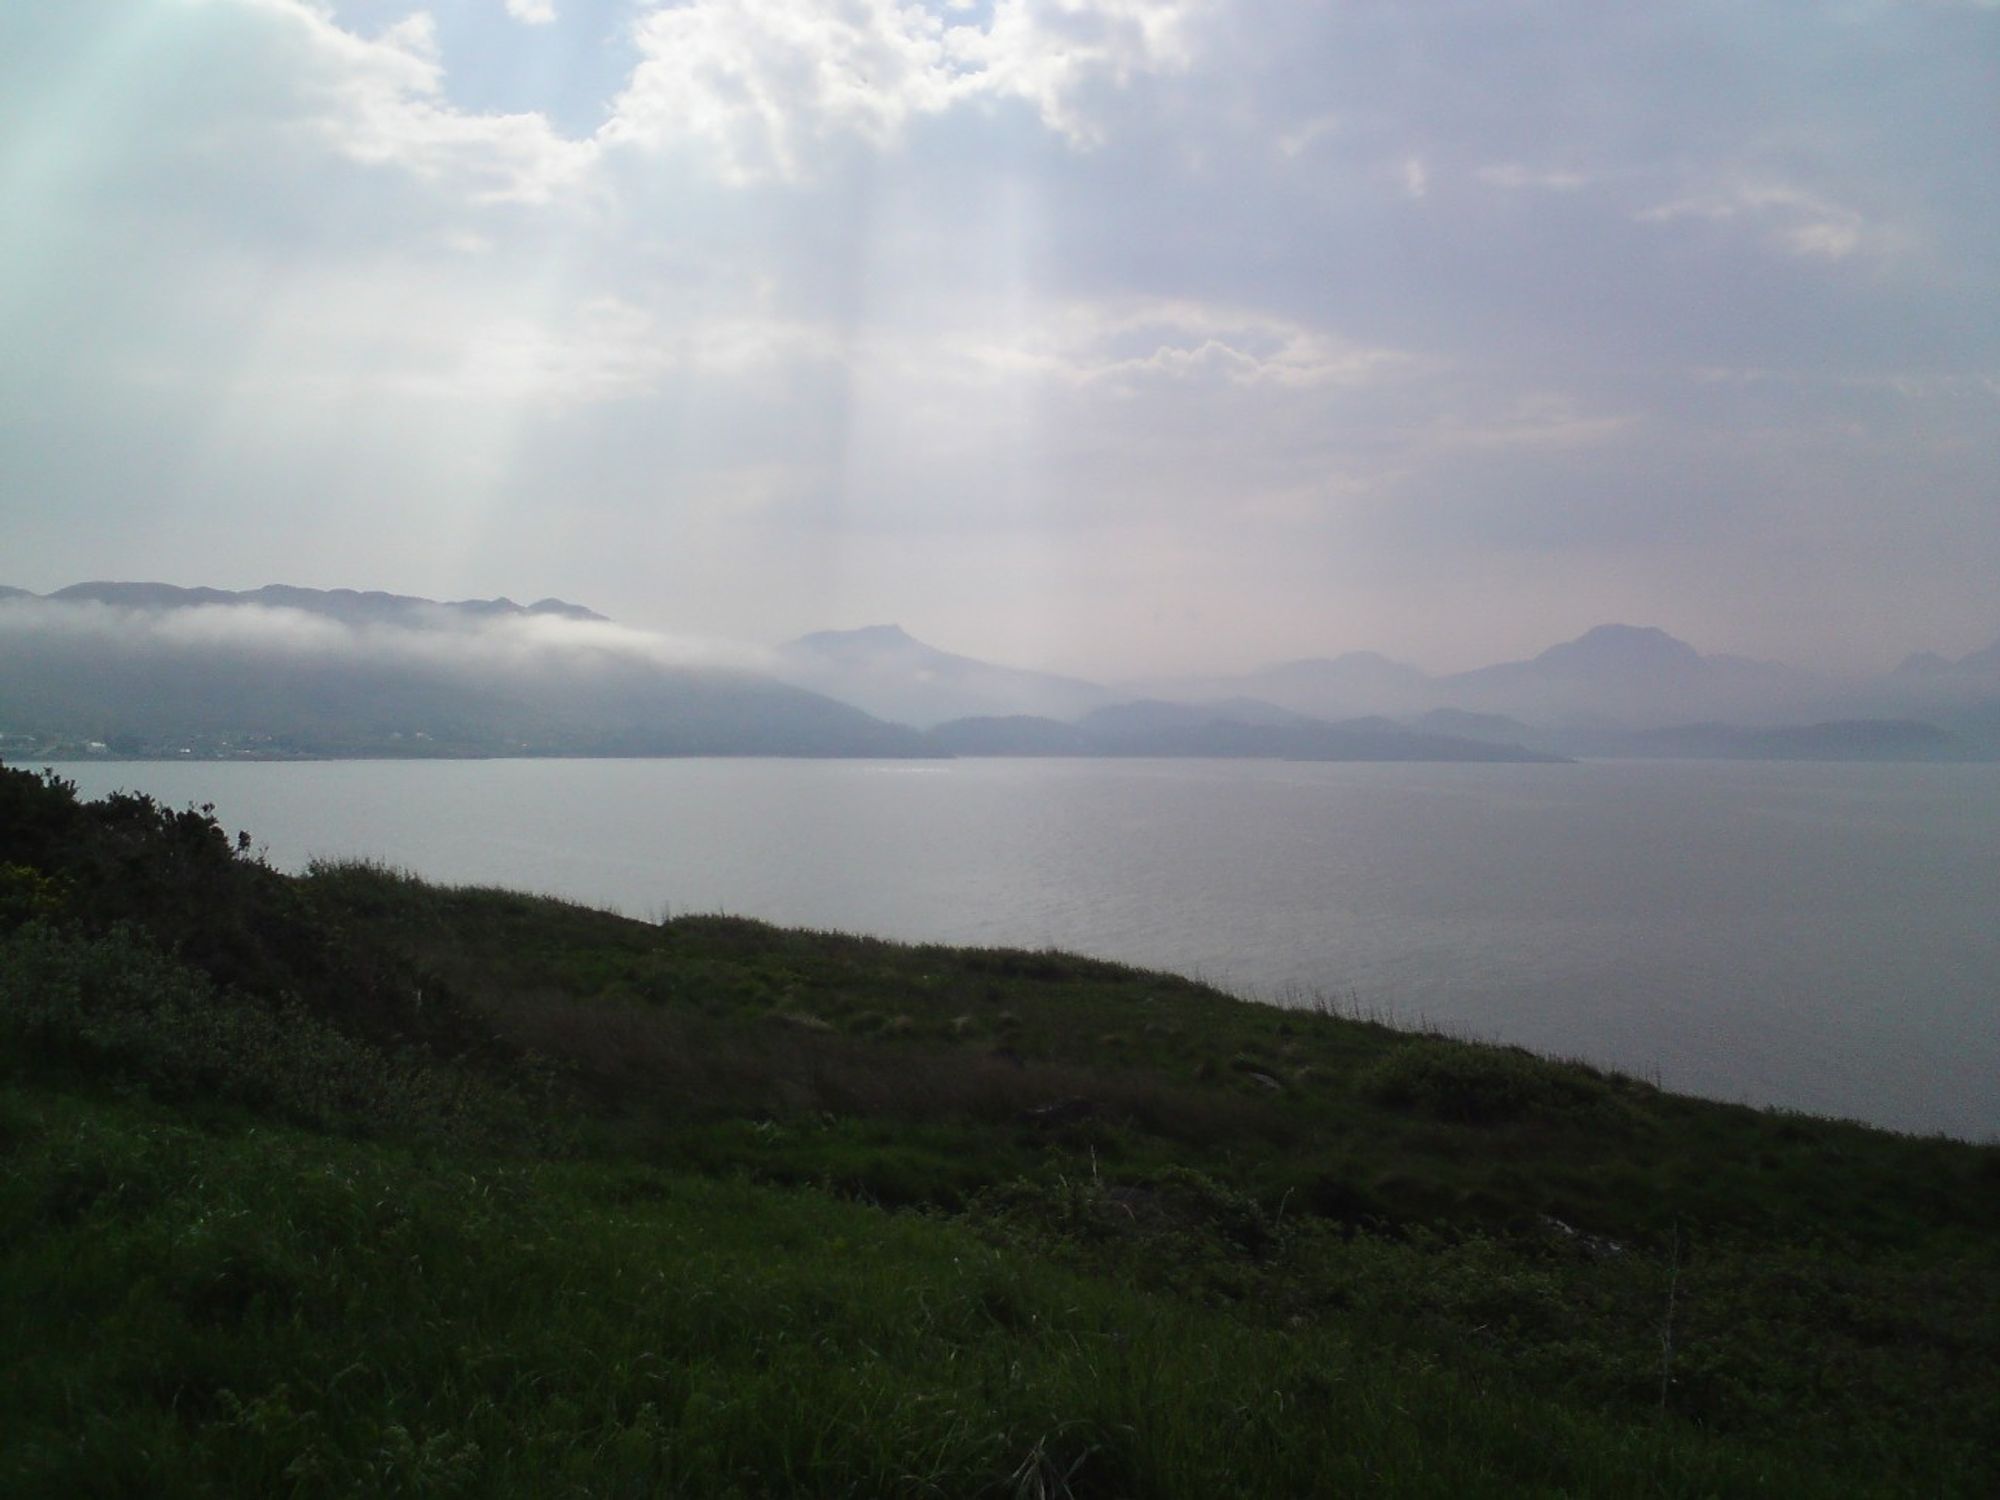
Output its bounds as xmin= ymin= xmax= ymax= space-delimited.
xmin=0 ymin=921 xmax=536 ymax=1145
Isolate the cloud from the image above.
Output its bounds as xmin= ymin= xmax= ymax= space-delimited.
xmin=1636 ymin=179 xmax=1899 ymax=262
xmin=1477 ymin=162 xmax=1590 ymax=192
xmin=970 ymin=299 xmax=1420 ymax=392
xmin=1275 ymin=113 xmax=1338 ymax=158
xmin=0 ymin=595 xmax=775 ymax=677
xmin=193 ymin=1 xmax=1214 ymax=197
xmin=599 ymin=0 xmax=1210 ymax=181
xmin=376 ymin=297 xmax=837 ymax=405
xmin=942 ymin=0 xmax=1208 ymax=146
xmin=226 ymin=0 xmax=595 ymax=203
xmin=1411 ymin=392 xmax=1633 ymax=454
xmin=600 ymin=0 xmax=961 ymax=182
xmin=0 ymin=596 xmax=348 ymax=657
xmin=5 ymin=0 xmax=1998 ymax=677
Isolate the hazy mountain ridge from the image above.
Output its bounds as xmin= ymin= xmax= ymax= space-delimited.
xmin=5 ymin=584 xmax=1995 ymax=761
xmin=0 ymin=586 xmax=919 ymax=759
xmin=1895 ymin=637 xmax=2000 ymax=676
xmin=777 ymin=624 xmax=1113 ymax=729
xmin=1433 ymin=625 xmax=1823 ymax=729
xmin=1076 ymin=698 xmax=1322 ymax=736
xmin=42 ymin=581 xmax=608 ymax=626
xmin=789 ymin=615 xmax=1998 ymax=757
xmin=1128 ymin=652 xmax=1437 ymax=722
xmin=1137 ymin=624 xmax=1999 ymax=754
xmin=1142 ymin=624 xmax=1824 ymax=730
xmin=780 ymin=635 xmax=1563 ymax=759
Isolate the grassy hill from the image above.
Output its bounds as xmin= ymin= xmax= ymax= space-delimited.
xmin=2 ymin=762 xmax=1995 ymax=1495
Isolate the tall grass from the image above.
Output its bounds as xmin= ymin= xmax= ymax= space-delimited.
xmin=2 ymin=1087 xmax=1936 ymax=1499
xmin=3 ymin=768 xmax=1995 ymax=1494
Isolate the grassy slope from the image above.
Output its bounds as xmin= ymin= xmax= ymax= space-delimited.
xmin=8 ymin=1087 xmax=1862 ymax=1499
xmin=3 ymin=767 xmax=1996 ymax=1495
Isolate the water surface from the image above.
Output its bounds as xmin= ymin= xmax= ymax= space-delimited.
xmin=58 ymin=757 xmax=2000 ymax=1139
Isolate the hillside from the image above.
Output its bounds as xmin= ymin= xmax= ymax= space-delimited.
xmin=2 ymin=762 xmax=1995 ymax=1494
xmin=0 ymin=586 xmax=924 ymax=759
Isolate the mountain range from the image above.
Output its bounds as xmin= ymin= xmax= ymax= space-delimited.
xmin=776 ymin=624 xmax=1113 ymax=728
xmin=3 ymin=583 xmax=1995 ymax=762
xmin=1119 ymin=625 xmax=1825 ymax=729
xmin=789 ymin=620 xmax=2000 ymax=760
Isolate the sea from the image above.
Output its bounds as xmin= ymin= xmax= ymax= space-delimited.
xmin=53 ymin=756 xmax=2000 ymax=1141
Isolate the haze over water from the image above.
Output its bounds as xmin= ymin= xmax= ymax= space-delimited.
xmin=60 ymin=757 xmax=2000 ymax=1141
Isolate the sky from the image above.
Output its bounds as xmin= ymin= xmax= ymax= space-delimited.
xmin=1 ymin=0 xmax=1996 ymax=679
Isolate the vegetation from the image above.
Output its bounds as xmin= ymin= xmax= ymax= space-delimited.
xmin=2 ymin=761 xmax=1995 ymax=1495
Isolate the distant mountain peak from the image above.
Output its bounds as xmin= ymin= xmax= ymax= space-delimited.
xmin=1535 ymin=624 xmax=1703 ymax=671
xmin=1566 ymin=623 xmax=1693 ymax=651
xmin=777 ymin=624 xmax=1110 ymax=728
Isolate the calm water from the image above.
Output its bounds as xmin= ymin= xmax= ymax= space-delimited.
xmin=58 ymin=757 xmax=2000 ymax=1140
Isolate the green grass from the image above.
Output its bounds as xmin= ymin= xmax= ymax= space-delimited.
xmin=2 ymin=765 xmax=1996 ymax=1494
xmin=4 ymin=1086 xmax=1963 ymax=1499
xmin=300 ymin=861 xmax=1996 ymax=1253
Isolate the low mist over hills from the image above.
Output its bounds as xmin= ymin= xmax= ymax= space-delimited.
xmin=0 ymin=584 xmax=920 ymax=760
xmin=43 ymin=582 xmax=611 ymax=626
xmin=3 ymin=584 xmax=1996 ymax=762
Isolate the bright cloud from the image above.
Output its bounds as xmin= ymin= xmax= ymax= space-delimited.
xmin=3 ymin=0 xmax=1996 ymax=675
xmin=977 ymin=300 xmax=1419 ymax=392
xmin=0 ymin=595 xmax=774 ymax=676
xmin=601 ymin=0 xmax=1209 ymax=180
xmin=237 ymin=0 xmax=595 ymax=202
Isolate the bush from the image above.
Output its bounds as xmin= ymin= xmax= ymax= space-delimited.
xmin=0 ymin=922 xmax=539 ymax=1147
xmin=0 ymin=765 xmax=500 ymax=1060
xmin=0 ymin=863 xmax=66 ymax=928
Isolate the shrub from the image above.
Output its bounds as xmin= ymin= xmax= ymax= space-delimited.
xmin=0 ymin=922 xmax=539 ymax=1146
xmin=0 ymin=863 xmax=66 ymax=929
